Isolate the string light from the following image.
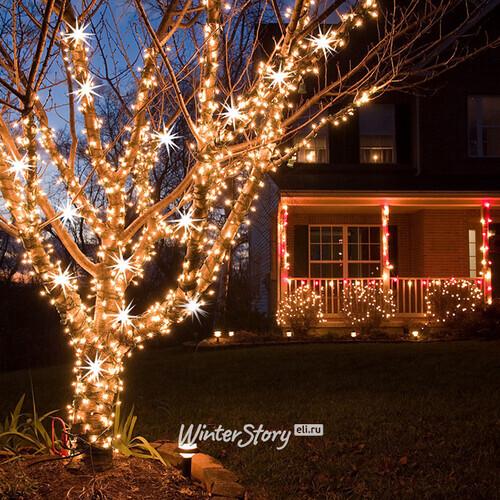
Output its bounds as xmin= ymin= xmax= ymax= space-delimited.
xmin=0 ymin=0 xmax=381 ymax=450
xmin=342 ymin=281 xmax=395 ymax=334
xmin=81 ymin=353 xmax=109 ymax=383
xmin=57 ymin=199 xmax=82 ymax=228
xmin=308 ymin=27 xmax=338 ymax=57
xmin=63 ymin=21 xmax=93 ymax=46
xmin=152 ymin=125 xmax=181 ymax=155
xmin=425 ymin=279 xmax=483 ymax=323
xmin=8 ymin=155 xmax=32 ymax=178
xmin=71 ymin=75 xmax=101 ymax=102
xmin=276 ymin=285 xmax=325 ymax=335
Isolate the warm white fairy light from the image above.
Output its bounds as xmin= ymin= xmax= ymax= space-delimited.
xmin=425 ymin=279 xmax=483 ymax=323
xmin=276 ymin=285 xmax=325 ymax=335
xmin=308 ymin=27 xmax=338 ymax=58
xmin=110 ymin=302 xmax=138 ymax=331
xmin=63 ymin=21 xmax=93 ymax=46
xmin=179 ymin=294 xmax=208 ymax=322
xmin=57 ymin=199 xmax=82 ymax=228
xmin=109 ymin=250 xmax=139 ymax=280
xmin=47 ymin=266 xmax=76 ymax=296
xmin=0 ymin=0 xmax=383 ymax=450
xmin=342 ymin=281 xmax=395 ymax=335
xmin=71 ymin=75 xmax=101 ymax=102
xmin=265 ymin=64 xmax=293 ymax=89
xmin=8 ymin=155 xmax=32 ymax=178
xmin=81 ymin=353 xmax=109 ymax=383
xmin=221 ymin=99 xmax=246 ymax=128
xmin=152 ymin=125 xmax=181 ymax=155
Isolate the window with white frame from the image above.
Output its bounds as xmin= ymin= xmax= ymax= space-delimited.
xmin=468 ymin=96 xmax=500 ymax=157
xmin=309 ymin=225 xmax=382 ymax=278
xmin=359 ymin=104 xmax=396 ymax=163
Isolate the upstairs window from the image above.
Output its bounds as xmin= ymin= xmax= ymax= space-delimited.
xmin=359 ymin=104 xmax=395 ymax=163
xmin=468 ymin=96 xmax=500 ymax=157
xmin=293 ymin=128 xmax=329 ymax=163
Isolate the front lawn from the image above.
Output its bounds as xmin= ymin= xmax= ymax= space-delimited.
xmin=1 ymin=341 xmax=499 ymax=499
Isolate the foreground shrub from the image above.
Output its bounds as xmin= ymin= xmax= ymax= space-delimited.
xmin=342 ymin=281 xmax=395 ymax=337
xmin=425 ymin=279 xmax=483 ymax=324
xmin=276 ymin=285 xmax=325 ymax=336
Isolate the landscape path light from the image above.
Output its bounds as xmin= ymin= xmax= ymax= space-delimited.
xmin=175 ymin=442 xmax=198 ymax=478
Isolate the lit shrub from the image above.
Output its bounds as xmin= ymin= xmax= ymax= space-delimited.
xmin=341 ymin=281 xmax=395 ymax=337
xmin=425 ymin=279 xmax=483 ymax=324
xmin=276 ymin=285 xmax=325 ymax=336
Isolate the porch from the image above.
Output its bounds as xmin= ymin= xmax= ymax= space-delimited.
xmin=275 ymin=193 xmax=498 ymax=324
xmin=284 ymin=277 xmax=484 ymax=320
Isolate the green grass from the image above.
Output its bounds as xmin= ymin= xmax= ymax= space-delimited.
xmin=1 ymin=342 xmax=499 ymax=499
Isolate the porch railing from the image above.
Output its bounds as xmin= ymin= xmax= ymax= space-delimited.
xmin=284 ymin=277 xmax=484 ymax=318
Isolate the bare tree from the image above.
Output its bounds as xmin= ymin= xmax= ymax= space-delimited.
xmin=0 ymin=0 xmax=497 ymax=463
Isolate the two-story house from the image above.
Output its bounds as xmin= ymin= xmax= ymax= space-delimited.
xmin=249 ymin=31 xmax=500 ymax=326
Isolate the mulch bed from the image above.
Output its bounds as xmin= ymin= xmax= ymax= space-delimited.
xmin=0 ymin=454 xmax=210 ymax=499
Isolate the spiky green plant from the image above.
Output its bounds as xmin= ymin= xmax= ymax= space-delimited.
xmin=0 ymin=395 xmax=57 ymax=455
xmin=112 ymin=403 xmax=167 ymax=465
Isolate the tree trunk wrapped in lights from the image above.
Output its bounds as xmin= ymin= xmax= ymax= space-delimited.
xmin=0 ymin=0 xmax=497 ymax=460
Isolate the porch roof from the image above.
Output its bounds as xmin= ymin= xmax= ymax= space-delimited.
xmin=280 ymin=191 xmax=500 ymax=211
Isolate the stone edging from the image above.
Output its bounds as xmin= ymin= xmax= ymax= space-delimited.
xmin=153 ymin=441 xmax=245 ymax=499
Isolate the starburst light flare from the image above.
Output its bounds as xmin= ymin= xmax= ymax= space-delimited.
xmin=170 ymin=209 xmax=203 ymax=236
xmin=8 ymin=155 xmax=33 ymax=178
xmin=81 ymin=353 xmax=109 ymax=383
xmin=179 ymin=294 xmax=208 ymax=322
xmin=109 ymin=250 xmax=140 ymax=280
xmin=48 ymin=266 xmax=77 ymax=297
xmin=57 ymin=199 xmax=82 ymax=228
xmin=71 ymin=75 xmax=101 ymax=102
xmin=152 ymin=125 xmax=181 ymax=156
xmin=221 ymin=99 xmax=246 ymax=128
xmin=265 ymin=64 xmax=293 ymax=89
xmin=63 ymin=21 xmax=93 ymax=46
xmin=308 ymin=27 xmax=338 ymax=58
xmin=110 ymin=302 xmax=138 ymax=331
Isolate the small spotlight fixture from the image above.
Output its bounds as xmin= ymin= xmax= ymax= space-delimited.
xmin=412 ymin=330 xmax=419 ymax=338
xmin=351 ymin=331 xmax=357 ymax=338
xmin=175 ymin=442 xmax=198 ymax=478
xmin=228 ymin=331 xmax=234 ymax=337
xmin=214 ymin=330 xmax=222 ymax=342
xmin=286 ymin=330 xmax=292 ymax=338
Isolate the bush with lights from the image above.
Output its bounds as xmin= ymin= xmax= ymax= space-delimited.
xmin=276 ymin=286 xmax=325 ymax=336
xmin=425 ymin=279 xmax=483 ymax=325
xmin=341 ymin=281 xmax=395 ymax=337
